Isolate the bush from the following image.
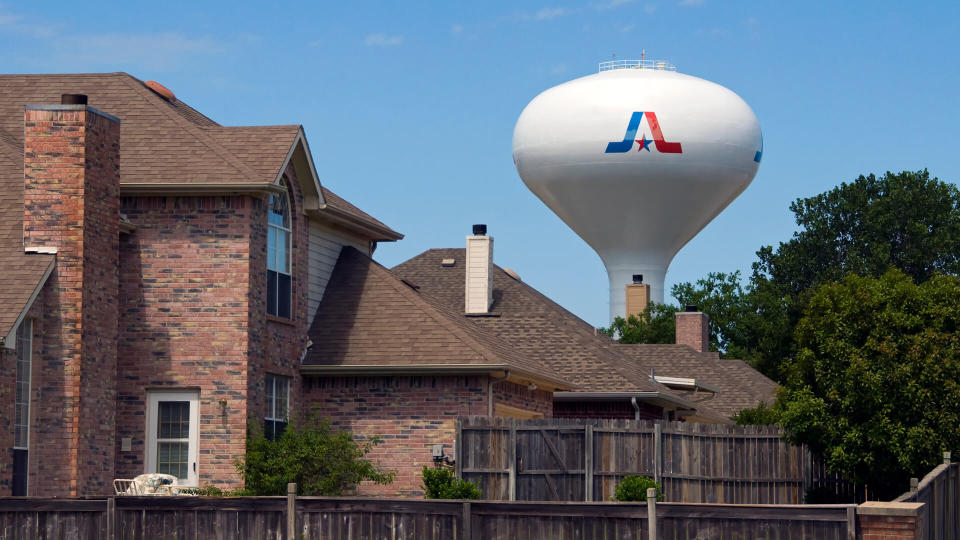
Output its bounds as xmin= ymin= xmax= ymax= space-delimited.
xmin=175 ymin=485 xmax=252 ymax=497
xmin=733 ymin=402 xmax=781 ymax=426
xmin=612 ymin=475 xmax=663 ymax=502
xmin=236 ymin=419 xmax=395 ymax=496
xmin=421 ymin=466 xmax=482 ymax=499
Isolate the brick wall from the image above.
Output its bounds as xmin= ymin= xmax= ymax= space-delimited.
xmin=303 ymin=375 xmax=490 ymax=496
xmin=24 ymin=105 xmax=120 ymax=496
xmin=492 ymin=380 xmax=553 ymax=417
xmin=0 ymin=349 xmax=11 ymax=495
xmin=117 ymin=195 xmax=254 ymax=489
xmin=857 ymin=502 xmax=925 ymax=540
xmin=247 ymin=162 xmax=309 ymax=442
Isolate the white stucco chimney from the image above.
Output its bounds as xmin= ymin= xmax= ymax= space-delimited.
xmin=465 ymin=224 xmax=493 ymax=314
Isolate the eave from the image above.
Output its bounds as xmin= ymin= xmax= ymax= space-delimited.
xmin=2 ymin=257 xmax=55 ymax=350
xmin=307 ymin=206 xmax=404 ymax=242
xmin=119 ymin=183 xmax=286 ymax=196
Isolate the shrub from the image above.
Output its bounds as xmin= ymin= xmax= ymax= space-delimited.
xmin=236 ymin=419 xmax=395 ymax=496
xmin=612 ymin=475 xmax=663 ymax=502
xmin=421 ymin=466 xmax=482 ymax=499
xmin=733 ymin=402 xmax=781 ymax=426
xmin=175 ymin=485 xmax=252 ymax=497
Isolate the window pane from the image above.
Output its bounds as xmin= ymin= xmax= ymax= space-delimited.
xmin=278 ymin=273 xmax=291 ymax=319
xmin=277 ymin=378 xmax=289 ymax=421
xmin=267 ymin=270 xmax=278 ymax=316
xmin=158 ymin=401 xmax=190 ymax=439
xmin=267 ymin=227 xmax=278 ymax=271
xmin=156 ymin=441 xmax=188 ymax=480
xmin=265 ymin=375 xmax=275 ymax=419
xmin=276 ymin=230 xmax=289 ymax=274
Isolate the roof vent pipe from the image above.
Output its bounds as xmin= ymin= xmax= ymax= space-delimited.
xmin=61 ymin=94 xmax=88 ymax=105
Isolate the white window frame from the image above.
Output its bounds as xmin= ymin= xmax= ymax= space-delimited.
xmin=13 ymin=320 xmax=32 ymax=451
xmin=265 ymin=374 xmax=290 ymax=440
xmin=267 ymin=179 xmax=292 ymax=319
xmin=146 ymin=391 xmax=200 ymax=487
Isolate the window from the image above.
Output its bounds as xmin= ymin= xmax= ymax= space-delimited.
xmin=146 ymin=391 xmax=199 ymax=486
xmin=267 ymin=181 xmax=292 ymax=319
xmin=13 ymin=320 xmax=31 ymax=496
xmin=265 ymin=374 xmax=290 ymax=441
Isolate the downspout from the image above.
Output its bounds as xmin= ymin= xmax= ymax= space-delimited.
xmin=488 ymin=371 xmax=510 ymax=417
xmin=631 ymin=396 xmax=641 ymax=421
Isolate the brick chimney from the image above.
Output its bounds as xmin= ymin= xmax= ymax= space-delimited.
xmin=465 ymin=224 xmax=493 ymax=314
xmin=675 ymin=306 xmax=709 ymax=353
xmin=625 ymin=274 xmax=650 ymax=319
xmin=24 ymin=96 xmax=120 ymax=495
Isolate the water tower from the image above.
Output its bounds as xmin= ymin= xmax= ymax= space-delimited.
xmin=512 ymin=59 xmax=762 ymax=322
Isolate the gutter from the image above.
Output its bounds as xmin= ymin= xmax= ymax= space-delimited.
xmin=120 ymin=183 xmax=287 ymax=196
xmin=553 ymin=390 xmax=700 ymax=411
xmin=299 ymin=364 xmax=570 ymax=392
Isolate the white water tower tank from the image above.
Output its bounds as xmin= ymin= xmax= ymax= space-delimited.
xmin=512 ymin=59 xmax=762 ymax=322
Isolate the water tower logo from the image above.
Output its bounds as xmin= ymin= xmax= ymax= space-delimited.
xmin=604 ymin=111 xmax=683 ymax=154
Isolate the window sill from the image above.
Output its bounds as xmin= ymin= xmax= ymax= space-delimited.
xmin=267 ymin=314 xmax=296 ymax=327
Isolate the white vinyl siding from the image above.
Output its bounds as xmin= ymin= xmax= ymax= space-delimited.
xmin=307 ymin=220 xmax=371 ymax=326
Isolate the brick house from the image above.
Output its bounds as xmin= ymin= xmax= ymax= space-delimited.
xmin=0 ymin=73 xmax=775 ymax=498
xmin=302 ymin=228 xmax=776 ymax=495
xmin=0 ymin=73 xmax=401 ymax=496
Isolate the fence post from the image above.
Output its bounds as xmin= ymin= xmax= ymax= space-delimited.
xmin=585 ymin=424 xmax=594 ymax=502
xmin=846 ymin=506 xmax=856 ymax=540
xmin=462 ymin=501 xmax=472 ymax=540
xmin=509 ymin=419 xmax=517 ymax=501
xmin=287 ymin=482 xmax=296 ymax=540
xmin=106 ymin=497 xmax=115 ymax=540
xmin=646 ymin=488 xmax=657 ymax=540
xmin=803 ymin=446 xmax=812 ymax=501
xmin=654 ymin=423 xmax=663 ymax=484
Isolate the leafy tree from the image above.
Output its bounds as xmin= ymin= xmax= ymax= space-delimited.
xmin=237 ymin=420 xmax=395 ymax=496
xmin=421 ymin=466 xmax=482 ymax=499
xmin=747 ymin=169 xmax=960 ymax=379
xmin=599 ymin=303 xmax=677 ymax=344
xmin=612 ymin=475 xmax=663 ymax=502
xmin=777 ymin=269 xmax=960 ymax=499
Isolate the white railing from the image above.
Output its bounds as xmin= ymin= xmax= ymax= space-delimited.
xmin=598 ymin=59 xmax=677 ymax=72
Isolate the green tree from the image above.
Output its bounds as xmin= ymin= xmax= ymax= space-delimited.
xmin=237 ymin=420 xmax=395 ymax=496
xmin=599 ymin=303 xmax=678 ymax=344
xmin=777 ymin=269 xmax=960 ymax=499
xmin=749 ymin=170 xmax=960 ymax=379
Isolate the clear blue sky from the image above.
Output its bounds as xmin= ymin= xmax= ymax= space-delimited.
xmin=3 ymin=1 xmax=958 ymax=327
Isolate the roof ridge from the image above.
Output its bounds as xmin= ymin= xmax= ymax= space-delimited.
xmin=116 ymin=74 xmax=267 ymax=183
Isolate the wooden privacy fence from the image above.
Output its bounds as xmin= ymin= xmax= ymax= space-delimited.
xmin=896 ymin=453 xmax=960 ymax=540
xmin=0 ymin=491 xmax=858 ymax=540
xmin=456 ymin=416 xmax=851 ymax=504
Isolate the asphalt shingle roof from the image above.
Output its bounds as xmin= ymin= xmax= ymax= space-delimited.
xmin=393 ymin=248 xmax=775 ymax=418
xmin=305 ymin=247 xmax=572 ymax=389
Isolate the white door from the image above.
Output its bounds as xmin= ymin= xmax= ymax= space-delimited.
xmin=146 ymin=391 xmax=199 ymax=487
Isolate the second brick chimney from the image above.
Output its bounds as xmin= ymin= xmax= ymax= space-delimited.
xmin=675 ymin=306 xmax=709 ymax=353
xmin=625 ymin=274 xmax=650 ymax=319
